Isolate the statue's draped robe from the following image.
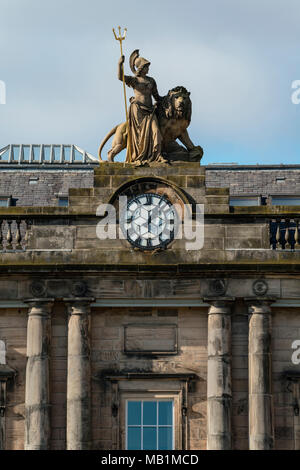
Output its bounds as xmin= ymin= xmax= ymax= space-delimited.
xmin=124 ymin=76 xmax=163 ymax=164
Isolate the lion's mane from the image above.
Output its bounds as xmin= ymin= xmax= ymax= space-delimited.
xmin=157 ymin=86 xmax=192 ymax=121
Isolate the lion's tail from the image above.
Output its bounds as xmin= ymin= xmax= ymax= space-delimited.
xmin=98 ymin=125 xmax=119 ymax=162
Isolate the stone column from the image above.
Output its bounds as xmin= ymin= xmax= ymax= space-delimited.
xmin=64 ymin=298 xmax=94 ymax=450
xmin=205 ymin=297 xmax=234 ymax=450
xmin=24 ymin=299 xmax=54 ymax=450
xmin=246 ymin=298 xmax=275 ymax=450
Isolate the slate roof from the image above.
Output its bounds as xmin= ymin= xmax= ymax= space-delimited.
xmin=0 ymin=170 xmax=94 ymax=206
xmin=1 ymin=145 xmax=300 ymax=206
xmin=205 ymin=165 xmax=300 ymax=196
xmin=0 ymin=144 xmax=97 ymax=206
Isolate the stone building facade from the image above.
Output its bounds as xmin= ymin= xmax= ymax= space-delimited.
xmin=0 ymin=144 xmax=300 ymax=450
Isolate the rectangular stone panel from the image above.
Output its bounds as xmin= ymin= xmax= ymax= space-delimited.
xmin=124 ymin=324 xmax=177 ymax=354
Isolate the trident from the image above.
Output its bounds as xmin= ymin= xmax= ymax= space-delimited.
xmin=113 ymin=26 xmax=132 ymax=163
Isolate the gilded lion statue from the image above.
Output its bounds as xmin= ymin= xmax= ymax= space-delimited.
xmin=98 ymin=86 xmax=203 ymax=163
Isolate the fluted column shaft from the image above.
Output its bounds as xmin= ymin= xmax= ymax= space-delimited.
xmin=205 ymin=297 xmax=234 ymax=450
xmin=65 ymin=298 xmax=93 ymax=450
xmin=247 ymin=299 xmax=275 ymax=450
xmin=24 ymin=299 xmax=53 ymax=450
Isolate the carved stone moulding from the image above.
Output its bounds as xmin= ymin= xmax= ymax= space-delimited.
xmin=208 ymin=279 xmax=227 ymax=297
xmin=252 ymin=280 xmax=268 ymax=296
xmin=108 ymin=176 xmax=190 ymax=210
xmin=70 ymin=280 xmax=88 ymax=297
xmin=30 ymin=280 xmax=47 ymax=298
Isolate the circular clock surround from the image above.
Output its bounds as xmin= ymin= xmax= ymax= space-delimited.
xmin=121 ymin=193 xmax=177 ymax=250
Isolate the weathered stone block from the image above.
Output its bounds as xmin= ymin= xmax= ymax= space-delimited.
xmin=124 ymin=324 xmax=177 ymax=353
xmin=186 ymin=176 xmax=206 ymax=188
xmin=226 ymin=225 xmax=263 ymax=238
xmin=68 ymin=188 xmax=93 ymax=197
xmin=204 ymin=225 xmax=226 ymax=238
xmin=93 ymin=176 xmax=111 ymax=188
xmin=206 ymin=187 xmax=229 ymax=195
xmin=205 ymin=204 xmax=230 ymax=214
xmin=225 ymin=238 xmax=263 ymax=249
xmin=30 ymin=226 xmax=75 ymax=250
xmin=160 ymin=175 xmax=187 ymax=188
xmin=205 ymin=196 xmax=229 ymax=205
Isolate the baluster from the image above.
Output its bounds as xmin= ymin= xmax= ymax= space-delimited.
xmin=6 ymin=220 xmax=13 ymax=250
xmin=24 ymin=219 xmax=32 ymax=249
xmin=289 ymin=219 xmax=296 ymax=250
xmin=15 ymin=220 xmax=22 ymax=250
xmin=285 ymin=223 xmax=290 ymax=249
xmin=0 ymin=221 xmax=3 ymax=251
xmin=275 ymin=220 xmax=281 ymax=249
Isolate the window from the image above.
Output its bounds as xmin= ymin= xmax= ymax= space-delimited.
xmin=126 ymin=400 xmax=174 ymax=450
xmin=58 ymin=196 xmax=69 ymax=207
xmin=106 ymin=374 xmax=193 ymax=450
xmin=0 ymin=196 xmax=11 ymax=207
xmin=271 ymin=196 xmax=300 ymax=206
xmin=229 ymin=196 xmax=261 ymax=206
xmin=29 ymin=177 xmax=39 ymax=185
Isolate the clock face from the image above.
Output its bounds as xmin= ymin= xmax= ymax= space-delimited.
xmin=121 ymin=193 xmax=177 ymax=250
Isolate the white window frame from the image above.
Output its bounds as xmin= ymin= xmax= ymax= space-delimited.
xmin=114 ymin=382 xmax=184 ymax=450
xmin=106 ymin=374 xmax=194 ymax=450
xmin=125 ymin=398 xmax=175 ymax=450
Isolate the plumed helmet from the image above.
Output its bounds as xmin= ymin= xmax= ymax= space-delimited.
xmin=135 ymin=57 xmax=150 ymax=71
xmin=129 ymin=49 xmax=150 ymax=75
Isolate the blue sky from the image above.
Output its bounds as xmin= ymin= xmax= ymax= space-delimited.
xmin=0 ymin=0 xmax=300 ymax=164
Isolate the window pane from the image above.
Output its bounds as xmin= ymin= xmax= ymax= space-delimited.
xmin=23 ymin=146 xmax=30 ymax=161
xmin=128 ymin=401 xmax=141 ymax=425
xmin=0 ymin=198 xmax=8 ymax=207
xmin=12 ymin=145 xmax=20 ymax=161
xmin=143 ymin=427 xmax=157 ymax=450
xmin=33 ymin=145 xmax=40 ymax=161
xmin=127 ymin=427 xmax=141 ymax=450
xmin=143 ymin=401 xmax=157 ymax=425
xmin=159 ymin=401 xmax=172 ymax=425
xmin=229 ymin=197 xmax=260 ymax=206
xmin=158 ymin=427 xmax=173 ymax=450
xmin=43 ymin=146 xmax=51 ymax=161
xmin=53 ymin=146 xmax=61 ymax=161
xmin=63 ymin=146 xmax=71 ymax=162
xmin=272 ymin=197 xmax=300 ymax=206
xmin=58 ymin=197 xmax=68 ymax=207
xmin=0 ymin=147 xmax=9 ymax=161
xmin=74 ymin=148 xmax=83 ymax=161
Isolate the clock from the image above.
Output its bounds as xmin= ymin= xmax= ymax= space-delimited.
xmin=121 ymin=193 xmax=177 ymax=250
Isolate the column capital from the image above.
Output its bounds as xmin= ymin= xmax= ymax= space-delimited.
xmin=245 ymin=297 xmax=277 ymax=315
xmin=204 ymin=297 xmax=235 ymax=314
xmin=64 ymin=298 xmax=95 ymax=315
xmin=24 ymin=299 xmax=54 ymax=316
